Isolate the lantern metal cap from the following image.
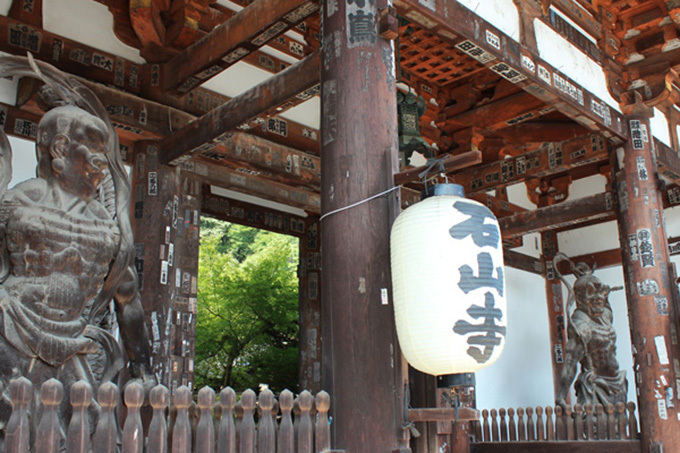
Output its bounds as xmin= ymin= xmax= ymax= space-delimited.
xmin=421 ymin=183 xmax=465 ymax=199
xmin=437 ymin=373 xmax=476 ymax=388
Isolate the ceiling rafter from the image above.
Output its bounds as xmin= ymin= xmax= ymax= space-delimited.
xmin=162 ymin=0 xmax=319 ymax=94
xmin=159 ymin=51 xmax=320 ymax=165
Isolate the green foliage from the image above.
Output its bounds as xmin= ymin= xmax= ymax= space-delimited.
xmin=195 ymin=219 xmax=299 ymax=393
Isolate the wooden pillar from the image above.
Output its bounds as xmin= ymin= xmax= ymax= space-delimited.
xmin=409 ymin=369 xmax=438 ymax=453
xmin=541 ymin=230 xmax=568 ymax=401
xmin=298 ymin=217 xmax=322 ymax=392
xmin=320 ymin=0 xmax=407 ymax=451
xmin=611 ymin=107 xmax=680 ymax=452
xmin=437 ymin=374 xmax=475 ymax=453
xmin=130 ymin=142 xmax=201 ymax=392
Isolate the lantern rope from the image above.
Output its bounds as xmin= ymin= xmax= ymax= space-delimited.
xmin=319 ymin=185 xmax=402 ymax=222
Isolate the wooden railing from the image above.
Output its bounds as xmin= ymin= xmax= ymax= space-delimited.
xmin=471 ymin=402 xmax=639 ymax=442
xmin=4 ymin=377 xmax=331 ymax=453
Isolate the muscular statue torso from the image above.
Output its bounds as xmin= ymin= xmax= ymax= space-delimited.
xmin=571 ymin=310 xmax=620 ymax=378
xmin=0 ymin=179 xmax=118 ymax=366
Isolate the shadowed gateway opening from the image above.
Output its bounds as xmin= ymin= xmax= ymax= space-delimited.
xmin=196 ymin=217 xmax=300 ymax=393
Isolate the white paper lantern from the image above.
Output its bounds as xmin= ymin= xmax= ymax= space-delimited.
xmin=390 ymin=184 xmax=507 ymax=375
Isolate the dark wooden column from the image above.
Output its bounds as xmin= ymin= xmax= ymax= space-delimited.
xmin=298 ymin=217 xmax=322 ymax=392
xmin=130 ymin=142 xmax=202 ymax=392
xmin=541 ymin=230 xmax=568 ymax=401
xmin=611 ymin=106 xmax=680 ymax=452
xmin=320 ymin=0 xmax=407 ymax=451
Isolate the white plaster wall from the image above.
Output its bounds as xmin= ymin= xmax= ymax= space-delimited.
xmin=43 ymin=0 xmax=144 ymax=64
xmin=476 ymin=267 xmax=554 ymax=409
xmin=534 ymin=21 xmax=619 ymax=111
xmin=567 ymin=174 xmax=607 ymax=201
xmin=0 ymin=0 xmax=10 ymax=15
xmin=8 ymin=136 xmax=36 ymax=187
xmin=202 ymin=62 xmax=272 ymax=98
xmin=0 ymin=70 xmax=18 ymax=106
xmin=457 ymin=0 xmax=520 ymax=42
xmin=651 ymin=108 xmax=672 ymax=148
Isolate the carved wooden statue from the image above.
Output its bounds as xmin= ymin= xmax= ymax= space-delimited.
xmin=0 ymin=56 xmax=153 ymax=434
xmin=554 ymin=253 xmax=627 ymax=408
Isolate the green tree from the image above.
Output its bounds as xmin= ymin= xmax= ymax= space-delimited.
xmin=195 ymin=220 xmax=299 ymax=392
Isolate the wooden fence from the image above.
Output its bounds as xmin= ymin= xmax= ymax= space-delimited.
xmin=471 ymin=402 xmax=639 ymax=443
xmin=4 ymin=377 xmax=332 ymax=453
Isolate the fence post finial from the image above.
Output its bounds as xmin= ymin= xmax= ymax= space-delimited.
xmin=6 ymin=377 xmax=33 ymax=452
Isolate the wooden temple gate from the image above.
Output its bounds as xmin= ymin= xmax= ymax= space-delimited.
xmin=3 ymin=0 xmax=680 ymax=452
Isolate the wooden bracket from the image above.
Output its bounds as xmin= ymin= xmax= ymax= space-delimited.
xmin=379 ymin=7 xmax=399 ymax=41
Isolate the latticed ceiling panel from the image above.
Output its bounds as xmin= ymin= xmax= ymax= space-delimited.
xmin=398 ymin=26 xmax=483 ymax=87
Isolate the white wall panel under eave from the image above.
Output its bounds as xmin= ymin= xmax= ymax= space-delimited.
xmin=8 ymin=136 xmax=37 ymax=187
xmin=534 ymin=20 xmax=619 ymax=112
xmin=476 ymin=267 xmax=553 ymax=410
xmin=43 ymin=0 xmax=144 ymax=64
xmin=651 ymin=107 xmax=672 ymax=148
xmin=457 ymin=0 xmax=520 ymax=42
xmin=0 ymin=66 xmax=18 ymax=105
xmin=0 ymin=0 xmax=11 ymax=15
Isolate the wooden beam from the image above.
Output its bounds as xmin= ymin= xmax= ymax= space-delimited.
xmin=499 ymin=192 xmax=613 ymax=239
xmin=159 ymin=51 xmax=320 ymax=166
xmin=205 ymin=4 xmax=316 ymax=63
xmin=0 ymin=101 xmax=41 ymax=141
xmin=408 ymin=407 xmax=479 ymax=423
xmin=549 ymin=0 xmax=601 ymax=39
xmin=468 ymin=193 xmax=527 ymax=218
xmin=201 ymin=189 xmax=308 ymax=237
xmin=557 ymin=248 xmax=623 ymax=273
xmin=16 ymin=76 xmax=182 ymax=143
xmin=503 ymin=249 xmax=544 ymax=275
xmin=392 ymin=0 xmax=628 ymax=140
xmin=162 ymin=0 xmax=319 ymax=94
xmin=655 ymin=138 xmax=680 ymax=185
xmin=454 ymin=133 xmax=608 ymax=196
xmin=190 ymin=131 xmax=320 ymax=190
xmin=471 ymin=441 xmax=641 ymax=453
xmin=78 ymin=78 xmax=192 ymax=139
xmin=181 ymin=161 xmax=320 ymax=213
xmin=8 ymin=0 xmax=42 ymax=28
xmin=442 ymin=92 xmax=549 ymax=134
xmin=492 ymin=121 xmax=589 ymax=144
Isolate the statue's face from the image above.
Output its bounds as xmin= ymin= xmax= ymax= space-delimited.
xmin=583 ymin=277 xmax=609 ymax=319
xmin=58 ymin=115 xmax=109 ymax=199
